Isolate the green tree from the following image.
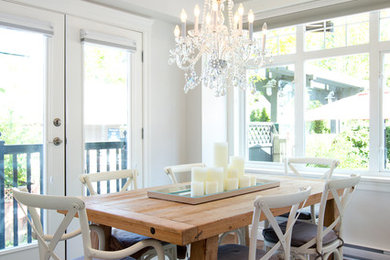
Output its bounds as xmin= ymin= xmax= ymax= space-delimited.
xmin=250 ymin=108 xmax=270 ymax=122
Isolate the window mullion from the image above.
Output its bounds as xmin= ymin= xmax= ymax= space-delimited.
xmin=295 ymin=24 xmax=305 ymax=157
xmin=369 ymin=11 xmax=381 ymax=173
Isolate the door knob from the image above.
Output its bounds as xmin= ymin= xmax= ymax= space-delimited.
xmin=51 ymin=137 xmax=63 ymax=146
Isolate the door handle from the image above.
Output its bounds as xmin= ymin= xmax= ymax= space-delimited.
xmin=50 ymin=137 xmax=63 ymax=146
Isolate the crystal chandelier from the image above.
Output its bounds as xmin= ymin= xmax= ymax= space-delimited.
xmin=169 ymin=0 xmax=270 ymax=96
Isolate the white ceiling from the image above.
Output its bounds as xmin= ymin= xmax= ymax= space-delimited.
xmin=85 ymin=0 xmax=318 ymax=24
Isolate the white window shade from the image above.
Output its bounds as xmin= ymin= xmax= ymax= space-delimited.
xmin=253 ymin=0 xmax=390 ymax=30
xmin=0 ymin=13 xmax=53 ymax=36
xmin=80 ymin=29 xmax=136 ymax=52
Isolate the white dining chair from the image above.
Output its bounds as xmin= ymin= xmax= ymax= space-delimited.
xmin=12 ymin=188 xmax=164 ymax=260
xmin=285 ymin=157 xmax=340 ymax=223
xmin=79 ymin=170 xmax=177 ymax=260
xmin=164 ymin=163 xmax=206 ymax=184
xmin=263 ymin=175 xmax=360 ymax=260
xmin=218 ymin=186 xmax=312 ymax=260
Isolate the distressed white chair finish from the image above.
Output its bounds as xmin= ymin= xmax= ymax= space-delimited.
xmin=286 ymin=157 xmax=340 ymax=180
xmin=80 ymin=170 xmax=177 ymax=260
xmin=218 ymin=186 xmax=312 ymax=260
xmin=79 ymin=169 xmax=138 ymax=195
xmin=12 ymin=188 xmax=164 ymax=260
xmin=264 ymin=175 xmax=360 ymax=260
xmin=285 ymin=157 xmax=340 ymax=223
xmin=164 ymin=163 xmax=206 ymax=184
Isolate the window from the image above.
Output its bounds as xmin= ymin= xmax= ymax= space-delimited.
xmin=237 ymin=8 xmax=390 ymax=175
xmin=380 ymin=9 xmax=390 ymax=41
xmin=305 ymin=54 xmax=369 ymax=169
xmin=305 ymin=13 xmax=369 ymax=51
xmin=246 ymin=65 xmax=295 ymax=163
xmin=383 ymin=53 xmax=390 ymax=170
xmin=256 ymin=26 xmax=296 ymax=56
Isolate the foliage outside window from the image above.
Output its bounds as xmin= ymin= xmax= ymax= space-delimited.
xmin=384 ymin=54 xmax=390 ymax=169
xmin=305 ymin=54 xmax=370 ymax=169
xmin=254 ymin=26 xmax=296 ymax=56
xmin=305 ymin=13 xmax=369 ymax=51
xmin=380 ymin=9 xmax=390 ymax=41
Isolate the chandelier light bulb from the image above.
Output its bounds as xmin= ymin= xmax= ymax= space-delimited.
xmin=238 ymin=3 xmax=244 ymax=16
xmin=174 ymin=25 xmax=180 ymax=38
xmin=180 ymin=9 xmax=187 ymax=23
xmin=233 ymin=12 xmax=239 ymax=29
xmin=194 ymin=4 xmax=200 ymax=17
xmin=262 ymin=22 xmax=267 ymax=32
xmin=206 ymin=13 xmax=211 ymax=25
xmin=248 ymin=9 xmax=254 ymax=23
xmin=212 ymin=0 xmax=218 ymax=12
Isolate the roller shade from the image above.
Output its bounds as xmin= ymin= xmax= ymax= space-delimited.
xmin=253 ymin=0 xmax=390 ymax=30
xmin=80 ymin=29 xmax=136 ymax=52
xmin=0 ymin=13 xmax=53 ymax=36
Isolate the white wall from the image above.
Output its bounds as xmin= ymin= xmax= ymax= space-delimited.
xmin=343 ymin=183 xmax=390 ymax=251
xmin=186 ymin=86 xmax=202 ymax=164
xmin=148 ymin=20 xmax=188 ymax=186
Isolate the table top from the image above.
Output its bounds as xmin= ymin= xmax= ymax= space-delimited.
xmin=82 ymin=175 xmax=327 ymax=246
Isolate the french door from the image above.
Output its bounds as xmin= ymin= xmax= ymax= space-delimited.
xmin=0 ymin=2 xmax=143 ymax=259
xmin=0 ymin=1 xmax=65 ymax=259
xmin=65 ymin=16 xmax=143 ymax=259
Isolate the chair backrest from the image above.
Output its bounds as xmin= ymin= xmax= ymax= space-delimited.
xmin=286 ymin=157 xmax=340 ymax=180
xmin=12 ymin=188 xmax=92 ymax=260
xmin=79 ymin=169 xmax=137 ymax=195
xmin=164 ymin=163 xmax=206 ymax=184
xmin=249 ymin=186 xmax=312 ymax=260
xmin=301 ymin=175 xmax=360 ymax=254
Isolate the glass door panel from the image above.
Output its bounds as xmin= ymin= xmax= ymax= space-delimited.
xmin=0 ymin=2 xmax=64 ymax=258
xmin=83 ymin=43 xmax=131 ymax=194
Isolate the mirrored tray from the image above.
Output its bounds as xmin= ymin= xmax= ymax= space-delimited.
xmin=147 ymin=179 xmax=280 ymax=204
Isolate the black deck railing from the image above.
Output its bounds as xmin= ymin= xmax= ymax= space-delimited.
xmin=0 ymin=139 xmax=127 ymax=250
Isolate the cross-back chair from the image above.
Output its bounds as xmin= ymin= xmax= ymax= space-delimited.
xmin=218 ymin=186 xmax=312 ymax=260
xmin=12 ymin=188 xmax=164 ymax=260
xmin=285 ymin=157 xmax=340 ymax=223
xmin=163 ymin=163 xmax=206 ymax=184
xmin=79 ymin=169 xmax=177 ymax=260
xmin=263 ymin=175 xmax=360 ymax=260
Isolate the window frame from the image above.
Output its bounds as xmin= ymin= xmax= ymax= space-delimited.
xmin=232 ymin=10 xmax=390 ymax=176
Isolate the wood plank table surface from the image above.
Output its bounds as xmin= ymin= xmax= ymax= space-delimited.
xmin=81 ymin=175 xmax=336 ymax=260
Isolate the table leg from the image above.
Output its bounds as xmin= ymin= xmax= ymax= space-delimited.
xmin=190 ymin=235 xmax=219 ymax=260
xmin=324 ymin=199 xmax=337 ymax=260
xmin=244 ymin=226 xmax=250 ymax=247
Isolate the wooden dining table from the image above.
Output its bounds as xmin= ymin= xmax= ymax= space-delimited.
xmin=81 ymin=175 xmax=337 ymax=260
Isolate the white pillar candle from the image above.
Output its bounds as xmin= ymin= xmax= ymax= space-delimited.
xmin=191 ymin=181 xmax=204 ymax=197
xmin=214 ymin=142 xmax=228 ymax=169
xmin=207 ymin=167 xmax=224 ymax=192
xmin=205 ymin=181 xmax=218 ymax=194
xmin=239 ymin=175 xmax=251 ymax=188
xmin=225 ymin=178 xmax=239 ymax=191
xmin=192 ymin=167 xmax=207 ymax=182
xmin=230 ymin=156 xmax=245 ymax=176
xmin=227 ymin=166 xmax=238 ymax=178
xmin=250 ymin=175 xmax=257 ymax=186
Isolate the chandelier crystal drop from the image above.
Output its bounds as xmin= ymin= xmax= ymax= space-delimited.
xmin=169 ymin=0 xmax=271 ymax=96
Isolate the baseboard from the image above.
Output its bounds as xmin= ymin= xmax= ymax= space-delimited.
xmin=343 ymin=243 xmax=390 ymax=260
